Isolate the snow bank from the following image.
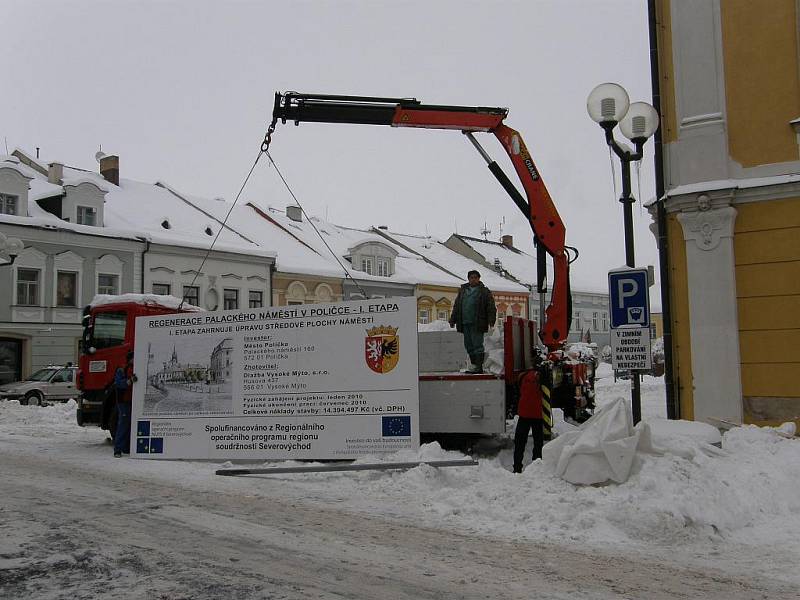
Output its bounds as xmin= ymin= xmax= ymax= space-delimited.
xmin=2 ymin=394 xmax=799 ymax=568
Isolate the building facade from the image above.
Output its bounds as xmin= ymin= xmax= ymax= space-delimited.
xmin=0 ymin=150 xmax=275 ymax=379
xmin=651 ymin=0 xmax=800 ymax=426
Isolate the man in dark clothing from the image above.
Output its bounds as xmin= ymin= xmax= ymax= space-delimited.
xmin=513 ymin=363 xmax=545 ymax=473
xmin=449 ymin=270 xmax=497 ymax=374
xmin=113 ymin=351 xmax=136 ymax=458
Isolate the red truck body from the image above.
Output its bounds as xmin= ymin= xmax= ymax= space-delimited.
xmin=76 ymin=296 xmax=200 ymax=433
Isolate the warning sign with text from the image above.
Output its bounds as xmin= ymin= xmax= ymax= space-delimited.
xmin=611 ymin=328 xmax=652 ymax=371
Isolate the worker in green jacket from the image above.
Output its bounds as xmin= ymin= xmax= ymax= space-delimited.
xmin=449 ymin=270 xmax=497 ymax=374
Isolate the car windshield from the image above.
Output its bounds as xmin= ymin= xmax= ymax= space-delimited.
xmin=91 ymin=311 xmax=127 ymax=350
xmin=27 ymin=368 xmax=59 ymax=382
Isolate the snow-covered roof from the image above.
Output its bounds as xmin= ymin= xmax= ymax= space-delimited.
xmin=374 ymin=229 xmax=529 ymax=295
xmin=0 ymin=155 xmax=36 ymax=179
xmin=453 ymin=235 xmax=606 ymax=294
xmin=3 ymin=155 xmax=274 ymax=259
xmin=163 ymin=194 xmax=344 ymax=279
xmin=242 ymin=201 xmax=464 ymax=288
xmin=658 ymin=173 xmax=800 ymax=203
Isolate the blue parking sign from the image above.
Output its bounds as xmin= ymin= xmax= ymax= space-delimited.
xmin=608 ymin=268 xmax=650 ymax=328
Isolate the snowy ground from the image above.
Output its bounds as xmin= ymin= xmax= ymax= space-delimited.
xmin=2 ymin=367 xmax=799 ymax=598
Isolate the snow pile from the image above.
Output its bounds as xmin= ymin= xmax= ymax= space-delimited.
xmin=2 ymin=395 xmax=799 ymax=571
xmin=417 ymin=320 xmax=452 ymax=332
xmin=90 ymin=293 xmax=203 ymax=311
xmin=566 ymin=341 xmax=597 ymax=360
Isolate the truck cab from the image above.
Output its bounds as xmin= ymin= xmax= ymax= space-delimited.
xmin=77 ymin=295 xmax=201 ymax=433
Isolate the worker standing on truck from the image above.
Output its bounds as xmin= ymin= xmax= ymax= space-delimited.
xmin=513 ymin=358 xmax=545 ymax=473
xmin=113 ymin=351 xmax=135 ymax=458
xmin=449 ymin=270 xmax=497 ymax=374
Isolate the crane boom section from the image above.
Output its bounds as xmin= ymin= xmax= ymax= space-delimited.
xmin=271 ymin=92 xmax=571 ymax=349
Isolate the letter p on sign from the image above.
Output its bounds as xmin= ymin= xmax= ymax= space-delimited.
xmin=617 ymin=279 xmax=638 ymax=308
xmin=608 ymin=268 xmax=650 ymax=328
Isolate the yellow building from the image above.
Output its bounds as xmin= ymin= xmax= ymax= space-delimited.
xmin=651 ymin=0 xmax=800 ymax=427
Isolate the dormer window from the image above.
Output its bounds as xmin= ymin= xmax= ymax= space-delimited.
xmin=0 ymin=193 xmax=18 ymax=216
xmin=347 ymin=240 xmax=397 ymax=277
xmin=77 ymin=205 xmax=96 ymax=225
xmin=361 ymin=257 xmax=373 ymax=275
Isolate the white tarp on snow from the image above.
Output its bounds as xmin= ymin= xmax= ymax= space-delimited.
xmin=543 ymin=397 xmax=725 ymax=485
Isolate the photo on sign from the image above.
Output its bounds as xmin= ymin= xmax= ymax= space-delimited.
xmin=142 ymin=337 xmax=233 ymax=416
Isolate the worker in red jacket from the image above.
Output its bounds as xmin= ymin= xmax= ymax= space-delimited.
xmin=513 ymin=362 xmax=545 ymax=473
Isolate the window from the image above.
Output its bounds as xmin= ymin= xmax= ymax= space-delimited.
xmin=573 ymin=311 xmax=581 ymax=330
xmin=98 ymin=274 xmax=119 ymax=295
xmin=182 ymin=285 xmax=199 ymax=307
xmin=249 ymin=290 xmax=263 ymax=308
xmin=56 ymin=271 xmax=78 ymax=307
xmin=418 ymin=309 xmax=430 ymax=324
xmin=437 ymin=309 xmax=448 ymax=321
xmin=592 ymin=312 xmax=599 ymax=331
xmin=52 ymin=368 xmax=74 ymax=383
xmin=152 ymin=283 xmax=171 ymax=296
xmin=602 ymin=312 xmax=608 ymax=331
xmin=16 ymin=269 xmax=39 ymax=305
xmin=361 ymin=257 xmax=373 ymax=275
xmin=377 ymin=258 xmax=390 ymax=277
xmin=224 ymin=289 xmax=238 ymax=310
xmin=77 ymin=206 xmax=96 ymax=226
xmin=0 ymin=193 xmax=18 ymax=215
xmin=287 ymin=300 xmax=303 ymax=305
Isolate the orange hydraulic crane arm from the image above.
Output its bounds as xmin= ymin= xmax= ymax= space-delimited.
xmin=271 ymin=92 xmax=572 ymax=349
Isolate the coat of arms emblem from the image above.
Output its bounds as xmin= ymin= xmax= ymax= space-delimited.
xmin=365 ymin=325 xmax=399 ymax=374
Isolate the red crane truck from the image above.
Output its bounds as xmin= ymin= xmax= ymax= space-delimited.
xmin=76 ymin=93 xmax=596 ymax=438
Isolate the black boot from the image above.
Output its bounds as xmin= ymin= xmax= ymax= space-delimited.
xmin=513 ymin=464 xmax=523 ymax=474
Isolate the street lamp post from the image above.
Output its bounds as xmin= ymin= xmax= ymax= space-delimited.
xmin=587 ymin=82 xmax=659 ymax=425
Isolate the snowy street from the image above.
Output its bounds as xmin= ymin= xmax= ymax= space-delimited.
xmin=2 ymin=371 xmax=800 ymax=599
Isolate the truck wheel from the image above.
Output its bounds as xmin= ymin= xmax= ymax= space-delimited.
xmin=24 ymin=391 xmax=43 ymax=406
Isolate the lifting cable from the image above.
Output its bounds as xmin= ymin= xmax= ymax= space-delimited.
xmin=179 ymin=149 xmax=264 ymax=310
xmin=263 ymin=149 xmax=369 ymax=299
xmin=180 ymin=124 xmax=369 ymax=310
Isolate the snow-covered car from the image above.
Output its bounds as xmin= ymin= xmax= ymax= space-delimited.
xmin=0 ymin=366 xmax=78 ymax=405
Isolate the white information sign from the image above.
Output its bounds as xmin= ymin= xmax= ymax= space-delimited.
xmin=610 ymin=328 xmax=652 ymax=371
xmin=130 ymin=297 xmax=419 ymax=460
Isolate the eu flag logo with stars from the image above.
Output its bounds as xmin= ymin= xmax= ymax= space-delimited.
xmin=137 ymin=420 xmax=150 ymax=437
xmin=136 ymin=437 xmax=150 ymax=454
xmin=382 ymin=415 xmax=411 ymax=437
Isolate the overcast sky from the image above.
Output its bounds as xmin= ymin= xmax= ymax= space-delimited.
xmin=3 ymin=0 xmax=659 ymax=300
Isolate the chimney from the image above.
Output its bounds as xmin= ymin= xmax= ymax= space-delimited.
xmin=501 ymin=234 xmax=513 ymax=248
xmin=48 ymin=162 xmax=63 ymax=184
xmin=99 ymin=155 xmax=119 ymax=186
xmin=286 ymin=205 xmax=302 ymax=222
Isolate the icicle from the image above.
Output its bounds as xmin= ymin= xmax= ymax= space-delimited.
xmin=609 ymin=146 xmax=618 ymax=205
xmin=635 ymin=158 xmax=643 ymax=215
